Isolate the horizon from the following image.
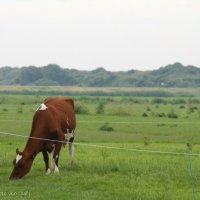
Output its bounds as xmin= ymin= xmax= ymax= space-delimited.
xmin=0 ymin=62 xmax=199 ymax=72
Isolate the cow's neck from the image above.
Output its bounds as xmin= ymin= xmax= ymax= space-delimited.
xmin=23 ymin=137 xmax=42 ymax=159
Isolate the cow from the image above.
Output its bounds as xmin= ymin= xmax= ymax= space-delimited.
xmin=9 ymin=96 xmax=76 ymax=180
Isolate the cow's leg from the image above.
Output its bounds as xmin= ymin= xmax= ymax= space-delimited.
xmin=55 ymin=155 xmax=59 ymax=168
xmin=69 ymin=137 xmax=74 ymax=165
xmin=51 ymin=133 xmax=64 ymax=174
xmin=42 ymin=150 xmax=51 ymax=175
xmin=50 ymin=145 xmax=55 ymax=171
xmin=52 ymin=143 xmax=62 ymax=174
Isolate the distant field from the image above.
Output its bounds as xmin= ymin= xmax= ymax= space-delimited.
xmin=1 ymin=85 xmax=200 ymax=97
xmin=0 ymin=92 xmax=200 ymax=199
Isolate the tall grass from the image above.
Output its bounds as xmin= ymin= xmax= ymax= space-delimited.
xmin=1 ymin=86 xmax=200 ymax=97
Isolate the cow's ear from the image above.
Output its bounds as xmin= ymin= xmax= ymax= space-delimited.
xmin=16 ymin=148 xmax=20 ymax=154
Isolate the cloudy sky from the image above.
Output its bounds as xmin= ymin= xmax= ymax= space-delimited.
xmin=0 ymin=0 xmax=199 ymax=71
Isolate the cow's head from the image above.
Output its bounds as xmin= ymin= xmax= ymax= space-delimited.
xmin=9 ymin=148 xmax=33 ymax=180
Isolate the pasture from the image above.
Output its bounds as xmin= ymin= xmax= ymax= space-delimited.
xmin=0 ymin=91 xmax=200 ymax=199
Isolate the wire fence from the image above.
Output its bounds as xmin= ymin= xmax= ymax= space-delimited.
xmin=0 ymin=131 xmax=200 ymax=156
xmin=0 ymin=119 xmax=200 ymax=124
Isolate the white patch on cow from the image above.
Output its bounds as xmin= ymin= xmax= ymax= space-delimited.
xmin=37 ymin=103 xmax=47 ymax=111
xmin=64 ymin=130 xmax=74 ymax=141
xmin=46 ymin=168 xmax=51 ymax=175
xmin=54 ymin=165 xmax=59 ymax=174
xmin=49 ymin=145 xmax=59 ymax=174
xmin=50 ymin=148 xmax=55 ymax=170
xmin=50 ymin=160 xmax=55 ymax=170
xmin=16 ymin=154 xmax=22 ymax=164
xmin=50 ymin=157 xmax=59 ymax=174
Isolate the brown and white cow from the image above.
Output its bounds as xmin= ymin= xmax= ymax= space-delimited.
xmin=10 ymin=96 xmax=76 ymax=180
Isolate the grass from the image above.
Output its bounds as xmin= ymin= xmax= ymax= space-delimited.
xmin=2 ymin=85 xmax=200 ymax=97
xmin=0 ymin=93 xmax=200 ymax=199
xmin=0 ymin=142 xmax=199 ymax=200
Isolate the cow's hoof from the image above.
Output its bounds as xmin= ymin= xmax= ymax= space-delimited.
xmin=54 ymin=166 xmax=59 ymax=174
xmin=46 ymin=168 xmax=51 ymax=175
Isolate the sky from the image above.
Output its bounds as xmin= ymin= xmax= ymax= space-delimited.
xmin=0 ymin=0 xmax=199 ymax=71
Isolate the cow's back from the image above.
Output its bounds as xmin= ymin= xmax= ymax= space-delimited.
xmin=44 ymin=96 xmax=76 ymax=132
xmin=44 ymin=96 xmax=74 ymax=109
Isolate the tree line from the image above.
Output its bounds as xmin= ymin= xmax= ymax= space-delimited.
xmin=0 ymin=62 xmax=200 ymax=87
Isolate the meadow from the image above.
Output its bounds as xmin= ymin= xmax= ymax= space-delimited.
xmin=0 ymin=90 xmax=200 ymax=199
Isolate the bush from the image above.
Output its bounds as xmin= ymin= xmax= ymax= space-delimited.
xmin=188 ymin=99 xmax=200 ymax=104
xmin=188 ymin=106 xmax=198 ymax=113
xmin=156 ymin=112 xmax=166 ymax=117
xmin=142 ymin=113 xmax=148 ymax=117
xmin=75 ymin=103 xmax=89 ymax=114
xmin=99 ymin=123 xmax=114 ymax=132
xmin=146 ymin=107 xmax=151 ymax=111
xmin=152 ymin=98 xmax=166 ymax=104
xmin=172 ymin=99 xmax=186 ymax=104
xmin=167 ymin=112 xmax=178 ymax=118
xmin=96 ymin=102 xmax=105 ymax=114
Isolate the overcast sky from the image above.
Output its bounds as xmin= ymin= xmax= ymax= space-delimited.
xmin=0 ymin=0 xmax=199 ymax=71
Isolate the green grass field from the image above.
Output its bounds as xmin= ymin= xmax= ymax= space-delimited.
xmin=0 ymin=93 xmax=200 ymax=199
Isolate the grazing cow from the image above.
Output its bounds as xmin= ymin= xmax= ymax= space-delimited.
xmin=10 ymin=96 xmax=76 ymax=180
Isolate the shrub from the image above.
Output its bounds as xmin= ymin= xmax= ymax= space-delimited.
xmin=189 ymin=106 xmax=198 ymax=113
xmin=156 ymin=112 xmax=166 ymax=117
xmin=99 ymin=123 xmax=114 ymax=132
xmin=167 ymin=112 xmax=178 ymax=118
xmin=75 ymin=103 xmax=89 ymax=114
xmin=146 ymin=107 xmax=151 ymax=111
xmin=188 ymin=99 xmax=200 ymax=104
xmin=96 ymin=102 xmax=105 ymax=114
xmin=172 ymin=99 xmax=186 ymax=104
xmin=157 ymin=123 xmax=166 ymax=126
xmin=152 ymin=98 xmax=166 ymax=104
xmin=142 ymin=113 xmax=148 ymax=117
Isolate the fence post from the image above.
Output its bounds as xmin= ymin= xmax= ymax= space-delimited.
xmin=187 ymin=143 xmax=196 ymax=200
